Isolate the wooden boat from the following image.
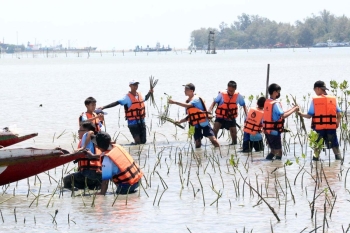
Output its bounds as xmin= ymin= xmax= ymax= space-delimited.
xmin=0 ymin=132 xmax=38 ymax=148
xmin=0 ymin=148 xmax=86 ymax=185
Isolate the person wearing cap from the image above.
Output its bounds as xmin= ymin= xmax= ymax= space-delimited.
xmin=264 ymin=83 xmax=299 ymax=160
xmin=298 ymin=81 xmax=342 ymax=160
xmin=63 ymin=121 xmax=103 ymax=190
xmin=208 ymin=81 xmax=248 ymax=145
xmin=99 ymin=80 xmax=153 ymax=144
xmin=85 ymin=131 xmax=143 ymax=195
xmin=168 ymin=83 xmax=220 ymax=148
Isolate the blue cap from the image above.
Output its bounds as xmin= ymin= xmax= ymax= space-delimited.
xmin=94 ymin=109 xmax=108 ymax=115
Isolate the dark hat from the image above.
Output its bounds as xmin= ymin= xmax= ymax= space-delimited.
xmin=94 ymin=109 xmax=108 ymax=115
xmin=91 ymin=131 xmax=112 ymax=150
xmin=183 ymin=83 xmax=195 ymax=91
xmin=314 ymin=81 xmax=329 ymax=90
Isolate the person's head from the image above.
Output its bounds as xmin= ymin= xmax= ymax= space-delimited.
xmin=78 ymin=121 xmax=96 ymax=138
xmin=91 ymin=131 xmax=112 ymax=151
xmin=227 ymin=81 xmax=237 ymax=94
xmin=268 ymin=83 xmax=281 ymax=99
xmin=129 ymin=80 xmax=139 ymax=92
xmin=183 ymin=83 xmax=195 ymax=97
xmin=84 ymin=97 xmax=97 ymax=112
xmin=313 ymin=80 xmax=328 ymax=95
xmin=257 ymin=96 xmax=266 ymax=109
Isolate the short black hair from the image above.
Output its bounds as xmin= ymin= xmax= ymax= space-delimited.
xmin=80 ymin=121 xmax=96 ymax=132
xmin=268 ymin=83 xmax=281 ymax=95
xmin=257 ymin=97 xmax=266 ymax=108
xmin=84 ymin=97 xmax=96 ymax=106
xmin=227 ymin=81 xmax=237 ymax=88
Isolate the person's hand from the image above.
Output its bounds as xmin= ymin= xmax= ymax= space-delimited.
xmin=149 ymin=88 xmax=154 ymax=93
xmin=294 ymin=105 xmax=299 ymax=112
xmin=75 ymin=147 xmax=84 ymax=153
xmin=97 ymin=106 xmax=104 ymax=110
xmin=84 ymin=150 xmax=95 ymax=159
xmin=98 ymin=113 xmax=104 ymax=121
xmin=175 ymin=121 xmax=180 ymax=124
xmin=168 ymin=99 xmax=175 ymax=104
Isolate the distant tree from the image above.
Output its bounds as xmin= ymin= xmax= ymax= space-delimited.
xmin=190 ymin=10 xmax=350 ymax=49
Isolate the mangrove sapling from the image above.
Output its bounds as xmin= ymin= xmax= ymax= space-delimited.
xmin=153 ymin=185 xmax=159 ymax=206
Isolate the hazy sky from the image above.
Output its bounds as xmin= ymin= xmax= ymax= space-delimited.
xmin=1 ymin=0 xmax=348 ymax=49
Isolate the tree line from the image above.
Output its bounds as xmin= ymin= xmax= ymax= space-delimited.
xmin=190 ymin=10 xmax=350 ymax=49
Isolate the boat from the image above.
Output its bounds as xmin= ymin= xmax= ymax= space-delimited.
xmin=0 ymin=148 xmax=86 ymax=185
xmin=134 ymin=42 xmax=172 ymax=52
xmin=0 ymin=132 xmax=38 ymax=148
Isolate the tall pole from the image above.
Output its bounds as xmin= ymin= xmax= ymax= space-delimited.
xmin=265 ymin=64 xmax=270 ymax=99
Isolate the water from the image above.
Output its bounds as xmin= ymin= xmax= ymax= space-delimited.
xmin=1 ymin=48 xmax=350 ymax=232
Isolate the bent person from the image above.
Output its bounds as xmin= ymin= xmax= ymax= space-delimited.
xmin=86 ymin=131 xmax=143 ymax=195
xmin=63 ymin=121 xmax=102 ymax=190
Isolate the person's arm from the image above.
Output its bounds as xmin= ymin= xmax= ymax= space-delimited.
xmin=297 ymin=111 xmax=312 ymax=119
xmin=101 ymin=101 xmax=119 ymax=110
xmin=336 ymin=112 xmax=341 ymax=128
xmin=81 ymin=131 xmax=94 ymax=149
xmin=208 ymin=101 xmax=217 ymax=113
xmin=98 ymin=180 xmax=109 ymax=195
xmin=143 ymin=89 xmax=154 ymax=102
xmin=168 ymin=99 xmax=193 ymax=108
xmin=175 ymin=117 xmax=188 ymax=124
xmin=282 ymin=106 xmax=299 ymax=119
xmin=238 ymin=94 xmax=248 ymax=116
xmin=85 ymin=150 xmax=100 ymax=159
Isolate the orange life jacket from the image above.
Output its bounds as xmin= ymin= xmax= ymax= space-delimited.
xmin=79 ymin=112 xmax=101 ymax=133
xmin=78 ymin=144 xmax=102 ymax=171
xmin=263 ymin=99 xmax=284 ymax=134
xmin=124 ymin=92 xmax=146 ymax=120
xmin=312 ymin=95 xmax=337 ymax=130
xmin=186 ymin=96 xmax=208 ymax=126
xmin=105 ymin=144 xmax=143 ymax=185
xmin=244 ymin=107 xmax=264 ymax=135
xmin=215 ymin=91 xmax=239 ymax=119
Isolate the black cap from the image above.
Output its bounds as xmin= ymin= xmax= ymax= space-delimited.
xmin=91 ymin=131 xmax=111 ymax=150
xmin=183 ymin=83 xmax=195 ymax=91
xmin=314 ymin=81 xmax=329 ymax=90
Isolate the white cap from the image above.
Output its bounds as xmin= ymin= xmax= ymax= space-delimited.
xmin=129 ymin=80 xmax=140 ymax=85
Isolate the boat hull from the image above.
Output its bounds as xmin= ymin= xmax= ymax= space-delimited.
xmin=0 ymin=133 xmax=38 ymax=148
xmin=0 ymin=148 xmax=85 ymax=185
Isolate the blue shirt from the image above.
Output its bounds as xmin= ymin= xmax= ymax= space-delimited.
xmin=81 ymin=132 xmax=95 ymax=153
xmin=188 ymin=96 xmax=209 ymax=127
xmin=270 ymin=100 xmax=284 ymax=135
xmin=102 ymin=155 xmax=120 ymax=180
xmin=214 ymin=92 xmax=246 ymax=107
xmin=118 ymin=94 xmax=145 ymax=125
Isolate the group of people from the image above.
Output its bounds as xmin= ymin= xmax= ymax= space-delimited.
xmin=63 ymin=78 xmax=343 ymax=194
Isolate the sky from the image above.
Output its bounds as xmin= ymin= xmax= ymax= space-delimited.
xmin=0 ymin=0 xmax=349 ymax=50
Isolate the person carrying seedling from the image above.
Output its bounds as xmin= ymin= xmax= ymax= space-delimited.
xmin=298 ymin=80 xmax=342 ymax=161
xmin=168 ymin=83 xmax=219 ymax=148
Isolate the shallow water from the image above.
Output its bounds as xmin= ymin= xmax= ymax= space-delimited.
xmin=1 ymin=48 xmax=350 ymax=232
